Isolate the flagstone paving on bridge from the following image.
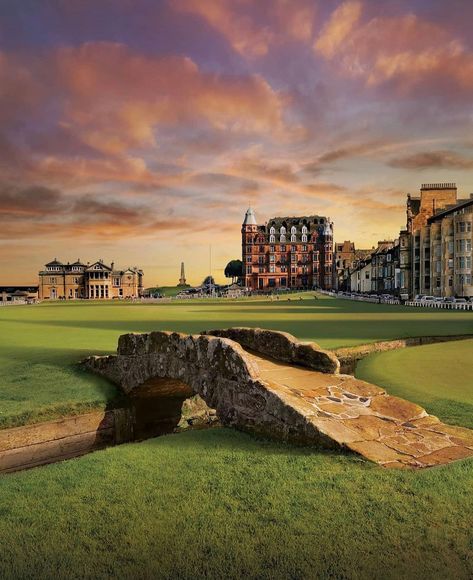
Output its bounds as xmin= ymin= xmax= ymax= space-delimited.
xmin=245 ymin=350 xmax=473 ymax=468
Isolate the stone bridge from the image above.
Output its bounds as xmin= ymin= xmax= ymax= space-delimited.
xmin=83 ymin=328 xmax=473 ymax=469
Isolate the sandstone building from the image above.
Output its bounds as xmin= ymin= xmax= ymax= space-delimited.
xmin=403 ymin=183 xmax=473 ymax=298
xmin=241 ymin=208 xmax=333 ymax=291
xmin=38 ymin=259 xmax=144 ymax=300
xmin=345 ymin=183 xmax=473 ymax=298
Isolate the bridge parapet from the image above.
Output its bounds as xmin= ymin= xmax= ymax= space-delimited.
xmin=202 ymin=327 xmax=339 ymax=374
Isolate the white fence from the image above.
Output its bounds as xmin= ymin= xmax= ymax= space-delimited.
xmin=321 ymin=290 xmax=473 ymax=311
xmin=0 ymin=300 xmax=28 ymax=306
xmin=405 ymin=300 xmax=473 ymax=311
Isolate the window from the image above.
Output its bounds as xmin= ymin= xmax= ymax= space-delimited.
xmin=280 ymin=226 xmax=286 ymax=234
xmin=280 ymin=244 xmax=286 ymax=252
xmin=291 ymin=245 xmax=296 ymax=252
xmin=302 ymin=234 xmax=307 ymax=243
xmin=302 ymin=225 xmax=308 ymax=234
xmin=269 ymin=235 xmax=275 ymax=243
xmin=73 ymin=277 xmax=81 ymax=284
xmin=113 ymin=277 xmax=121 ymax=287
xmin=280 ymin=234 xmax=286 ymax=243
xmin=291 ymin=226 xmax=296 ymax=234
xmin=49 ymin=277 xmax=57 ymax=284
xmin=246 ymin=266 xmax=252 ymax=274
xmin=270 ymin=245 xmax=275 ymax=252
xmin=269 ymin=255 xmax=275 ymax=262
xmin=246 ymin=256 xmax=252 ymax=263
xmin=270 ymin=226 xmax=275 ymax=235
xmin=291 ymin=234 xmax=296 ymax=243
xmin=269 ymin=265 xmax=275 ymax=273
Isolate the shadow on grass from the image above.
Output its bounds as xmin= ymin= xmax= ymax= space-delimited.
xmin=6 ymin=317 xmax=473 ymax=347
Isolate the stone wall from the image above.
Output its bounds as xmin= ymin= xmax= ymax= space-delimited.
xmin=202 ymin=327 xmax=339 ymax=374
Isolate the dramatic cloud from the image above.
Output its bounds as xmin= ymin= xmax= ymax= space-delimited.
xmin=314 ymin=0 xmax=362 ymax=59
xmin=388 ymin=150 xmax=473 ymax=170
xmin=171 ymin=0 xmax=316 ymax=58
xmin=314 ymin=2 xmax=473 ymax=94
xmin=0 ymin=1 xmax=472 ymax=284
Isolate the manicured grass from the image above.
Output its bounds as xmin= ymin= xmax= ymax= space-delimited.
xmin=1 ymin=428 xmax=473 ymax=579
xmin=357 ymin=339 xmax=473 ymax=429
xmin=0 ymin=294 xmax=472 ymax=428
xmin=1 ymin=297 xmax=472 ymax=579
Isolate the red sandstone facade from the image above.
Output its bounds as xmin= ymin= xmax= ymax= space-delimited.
xmin=241 ymin=208 xmax=334 ymax=291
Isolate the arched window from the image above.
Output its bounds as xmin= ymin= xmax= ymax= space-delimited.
xmin=280 ymin=234 xmax=286 ymax=243
xmin=302 ymin=225 xmax=308 ymax=234
xmin=291 ymin=234 xmax=296 ymax=243
xmin=269 ymin=235 xmax=275 ymax=243
xmin=280 ymin=226 xmax=286 ymax=235
xmin=302 ymin=234 xmax=307 ymax=243
xmin=291 ymin=226 xmax=296 ymax=234
xmin=270 ymin=226 xmax=275 ymax=235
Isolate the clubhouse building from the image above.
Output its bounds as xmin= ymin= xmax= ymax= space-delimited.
xmin=242 ymin=208 xmax=334 ymax=291
xmin=38 ymin=259 xmax=144 ymax=300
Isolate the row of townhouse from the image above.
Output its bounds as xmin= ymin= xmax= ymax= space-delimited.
xmin=336 ymin=183 xmax=473 ymax=299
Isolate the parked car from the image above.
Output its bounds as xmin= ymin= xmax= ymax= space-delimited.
xmin=414 ymin=294 xmax=425 ymax=301
xmin=420 ymin=296 xmax=435 ymax=302
xmin=454 ymin=298 xmax=467 ymax=304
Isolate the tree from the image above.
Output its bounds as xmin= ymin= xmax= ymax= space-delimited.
xmin=202 ymin=275 xmax=216 ymax=287
xmin=224 ymin=260 xmax=243 ymax=283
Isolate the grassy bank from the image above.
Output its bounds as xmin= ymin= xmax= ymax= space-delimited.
xmin=0 ymin=428 xmax=472 ymax=579
xmin=0 ymin=294 xmax=471 ymax=429
xmin=356 ymin=338 xmax=473 ymax=429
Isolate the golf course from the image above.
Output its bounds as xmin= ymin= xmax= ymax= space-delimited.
xmin=0 ymin=294 xmax=472 ymax=578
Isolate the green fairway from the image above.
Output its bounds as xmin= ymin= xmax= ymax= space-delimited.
xmin=0 ymin=295 xmax=472 ymax=429
xmin=356 ymin=339 xmax=473 ymax=429
xmin=1 ymin=428 xmax=473 ymax=579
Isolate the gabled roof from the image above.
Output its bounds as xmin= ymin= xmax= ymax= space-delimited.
xmin=45 ymin=258 xmax=63 ymax=266
xmin=86 ymin=261 xmax=112 ymax=272
xmin=70 ymin=259 xmax=86 ymax=266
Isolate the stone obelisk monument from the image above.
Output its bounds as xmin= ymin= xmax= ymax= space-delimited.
xmin=178 ymin=262 xmax=187 ymax=286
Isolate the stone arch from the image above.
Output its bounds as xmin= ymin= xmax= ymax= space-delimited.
xmin=83 ymin=330 xmax=339 ymax=447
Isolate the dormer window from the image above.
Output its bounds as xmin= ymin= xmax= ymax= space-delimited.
xmin=269 ymin=235 xmax=275 ymax=243
xmin=270 ymin=226 xmax=275 ymax=235
xmin=291 ymin=234 xmax=296 ymax=242
xmin=291 ymin=226 xmax=296 ymax=234
xmin=280 ymin=234 xmax=286 ymax=243
xmin=302 ymin=226 xmax=308 ymax=234
xmin=302 ymin=234 xmax=307 ymax=243
xmin=280 ymin=226 xmax=286 ymax=234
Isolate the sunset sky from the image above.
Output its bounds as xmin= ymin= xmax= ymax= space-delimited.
xmin=1 ymin=0 xmax=473 ymax=286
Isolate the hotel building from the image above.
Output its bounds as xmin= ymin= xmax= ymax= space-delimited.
xmin=241 ymin=208 xmax=334 ymax=291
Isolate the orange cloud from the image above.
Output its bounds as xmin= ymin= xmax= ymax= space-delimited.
xmin=314 ymin=4 xmax=473 ymax=92
xmin=171 ymin=0 xmax=316 ymax=58
xmin=314 ymin=0 xmax=362 ymax=59
xmin=53 ymin=42 xmax=286 ymax=154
